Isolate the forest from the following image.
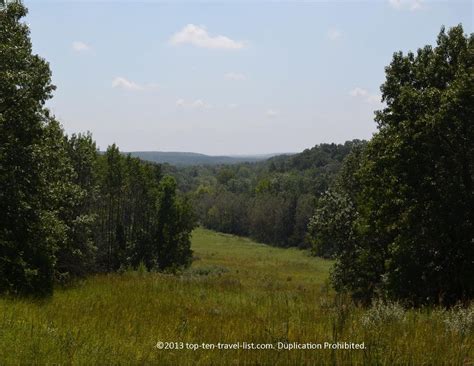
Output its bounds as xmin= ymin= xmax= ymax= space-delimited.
xmin=0 ymin=3 xmax=196 ymax=296
xmin=0 ymin=2 xmax=473 ymax=363
xmin=1 ymin=1 xmax=473 ymax=306
xmin=163 ymin=140 xmax=365 ymax=249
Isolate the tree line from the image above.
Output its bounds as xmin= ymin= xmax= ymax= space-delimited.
xmin=164 ymin=141 xmax=363 ymax=248
xmin=0 ymin=3 xmax=195 ymax=296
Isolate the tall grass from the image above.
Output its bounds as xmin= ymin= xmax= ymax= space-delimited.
xmin=0 ymin=228 xmax=472 ymax=365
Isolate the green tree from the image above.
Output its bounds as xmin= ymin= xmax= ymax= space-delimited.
xmin=0 ymin=2 xmax=63 ymax=295
xmin=308 ymin=190 xmax=356 ymax=258
xmin=155 ymin=176 xmax=195 ymax=270
xmin=96 ymin=144 xmax=126 ymax=271
xmin=331 ymin=25 xmax=473 ymax=306
xmin=55 ymin=132 xmax=99 ymax=280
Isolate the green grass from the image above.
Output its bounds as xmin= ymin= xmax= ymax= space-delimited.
xmin=0 ymin=228 xmax=472 ymax=365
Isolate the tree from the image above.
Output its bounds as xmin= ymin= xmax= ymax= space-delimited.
xmin=329 ymin=25 xmax=473 ymax=306
xmin=55 ymin=132 xmax=99 ymax=280
xmin=308 ymin=190 xmax=356 ymax=258
xmin=0 ymin=2 xmax=63 ymax=296
xmin=289 ymin=194 xmax=316 ymax=248
xmin=248 ymin=193 xmax=293 ymax=247
xmin=155 ymin=176 xmax=195 ymax=270
xmin=0 ymin=2 xmax=197 ymax=294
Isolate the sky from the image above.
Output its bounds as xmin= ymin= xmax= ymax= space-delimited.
xmin=23 ymin=0 xmax=473 ymax=155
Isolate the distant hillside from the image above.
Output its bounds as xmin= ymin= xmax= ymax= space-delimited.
xmin=126 ymin=151 xmax=286 ymax=166
xmin=163 ymin=140 xmax=367 ymax=248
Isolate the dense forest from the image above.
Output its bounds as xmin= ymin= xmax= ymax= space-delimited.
xmin=0 ymin=3 xmax=195 ymax=296
xmin=0 ymin=1 xmax=472 ymax=309
xmin=163 ymin=140 xmax=365 ymax=248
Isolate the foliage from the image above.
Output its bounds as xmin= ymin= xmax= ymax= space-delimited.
xmin=0 ymin=2 xmax=195 ymax=296
xmin=154 ymin=176 xmax=195 ymax=270
xmin=308 ymin=189 xmax=357 ymax=258
xmin=0 ymin=3 xmax=60 ymax=296
xmin=311 ymin=25 xmax=474 ymax=306
xmin=170 ymin=141 xmax=363 ymax=248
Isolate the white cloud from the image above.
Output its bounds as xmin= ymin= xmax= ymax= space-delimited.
xmin=176 ymin=98 xmax=211 ymax=109
xmin=228 ymin=103 xmax=238 ymax=109
xmin=112 ymin=77 xmax=159 ymax=91
xmin=389 ymin=0 xmax=423 ymax=11
xmin=266 ymin=109 xmax=279 ymax=118
xmin=350 ymin=87 xmax=369 ymax=97
xmin=225 ymin=72 xmax=247 ymax=81
xmin=72 ymin=41 xmax=90 ymax=52
xmin=112 ymin=77 xmax=143 ymax=91
xmin=169 ymin=24 xmax=245 ymax=50
xmin=327 ymin=29 xmax=342 ymax=41
xmin=350 ymin=87 xmax=381 ymax=104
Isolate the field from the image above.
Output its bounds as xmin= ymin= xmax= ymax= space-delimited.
xmin=0 ymin=228 xmax=472 ymax=365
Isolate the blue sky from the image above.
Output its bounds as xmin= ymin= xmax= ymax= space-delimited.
xmin=24 ymin=0 xmax=472 ymax=154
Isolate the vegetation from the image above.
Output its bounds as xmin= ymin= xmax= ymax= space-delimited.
xmin=0 ymin=229 xmax=471 ymax=365
xmin=309 ymin=25 xmax=473 ymax=306
xmin=0 ymin=1 xmax=472 ymax=364
xmin=0 ymin=2 xmax=195 ymax=296
xmin=161 ymin=25 xmax=474 ymax=309
xmin=0 ymin=2 xmax=60 ymax=296
xmin=167 ymin=141 xmax=364 ymax=248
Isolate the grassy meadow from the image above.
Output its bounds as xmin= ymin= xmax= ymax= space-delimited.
xmin=0 ymin=228 xmax=472 ymax=365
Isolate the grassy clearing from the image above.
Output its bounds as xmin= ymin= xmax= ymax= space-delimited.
xmin=0 ymin=228 xmax=472 ymax=365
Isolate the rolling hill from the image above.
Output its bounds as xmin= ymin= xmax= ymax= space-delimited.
xmin=126 ymin=151 xmax=289 ymax=166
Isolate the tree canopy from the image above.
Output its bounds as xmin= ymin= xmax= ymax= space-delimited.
xmin=0 ymin=2 xmax=195 ymax=296
xmin=310 ymin=25 xmax=473 ymax=306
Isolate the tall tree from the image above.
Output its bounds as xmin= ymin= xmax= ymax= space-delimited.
xmin=0 ymin=3 xmax=198 ymax=295
xmin=55 ymin=132 xmax=99 ymax=280
xmin=155 ymin=176 xmax=195 ymax=270
xmin=326 ymin=25 xmax=474 ymax=306
xmin=0 ymin=2 xmax=61 ymax=295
